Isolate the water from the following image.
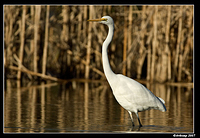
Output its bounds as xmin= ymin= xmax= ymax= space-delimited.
xmin=4 ymin=80 xmax=193 ymax=133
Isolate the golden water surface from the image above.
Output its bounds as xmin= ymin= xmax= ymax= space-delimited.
xmin=4 ymin=80 xmax=193 ymax=133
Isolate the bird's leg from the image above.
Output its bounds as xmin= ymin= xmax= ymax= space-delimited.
xmin=136 ymin=112 xmax=142 ymax=127
xmin=128 ymin=111 xmax=135 ymax=127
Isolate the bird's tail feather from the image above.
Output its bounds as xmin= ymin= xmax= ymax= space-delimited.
xmin=157 ymin=97 xmax=167 ymax=112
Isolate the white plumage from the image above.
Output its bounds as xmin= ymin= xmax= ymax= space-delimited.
xmin=114 ymin=74 xmax=166 ymax=112
xmin=88 ymin=16 xmax=166 ymax=127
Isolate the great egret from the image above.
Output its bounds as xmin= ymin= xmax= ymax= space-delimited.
xmin=87 ymin=16 xmax=166 ymax=127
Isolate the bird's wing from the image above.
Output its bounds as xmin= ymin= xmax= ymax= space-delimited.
xmin=113 ymin=74 xmax=166 ymax=112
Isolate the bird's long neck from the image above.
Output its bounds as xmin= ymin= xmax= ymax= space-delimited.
xmin=102 ymin=24 xmax=116 ymax=87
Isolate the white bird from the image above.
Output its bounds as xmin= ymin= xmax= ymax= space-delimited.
xmin=87 ymin=16 xmax=166 ymax=127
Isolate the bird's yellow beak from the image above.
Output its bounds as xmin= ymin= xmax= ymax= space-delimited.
xmin=87 ymin=18 xmax=107 ymax=22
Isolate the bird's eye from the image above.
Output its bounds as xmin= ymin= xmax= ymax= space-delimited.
xmin=101 ymin=18 xmax=107 ymax=21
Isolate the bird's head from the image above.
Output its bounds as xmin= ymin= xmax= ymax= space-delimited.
xmin=87 ymin=16 xmax=114 ymax=25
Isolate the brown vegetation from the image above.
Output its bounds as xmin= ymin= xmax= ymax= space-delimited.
xmin=4 ymin=5 xmax=193 ymax=83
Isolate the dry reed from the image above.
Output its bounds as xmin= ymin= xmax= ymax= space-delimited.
xmin=4 ymin=5 xmax=193 ymax=84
